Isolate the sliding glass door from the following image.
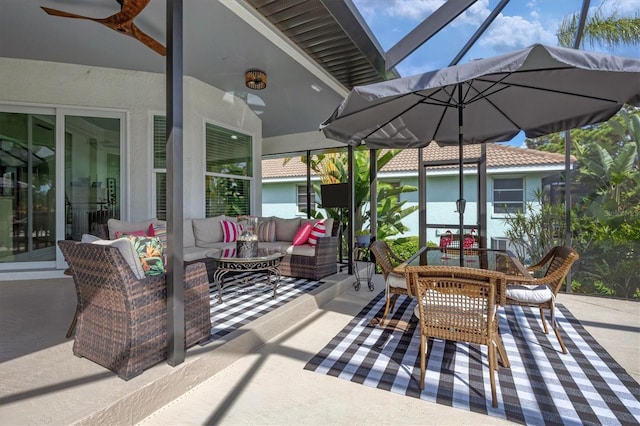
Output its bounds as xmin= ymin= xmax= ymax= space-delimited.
xmin=0 ymin=107 xmax=123 ymax=270
xmin=0 ymin=112 xmax=56 ymax=263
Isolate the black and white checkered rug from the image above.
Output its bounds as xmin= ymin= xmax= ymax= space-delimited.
xmin=208 ymin=272 xmax=323 ymax=341
xmin=305 ymin=292 xmax=640 ymax=425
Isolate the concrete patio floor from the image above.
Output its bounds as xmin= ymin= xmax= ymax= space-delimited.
xmin=1 ymin=272 xmax=638 ymax=425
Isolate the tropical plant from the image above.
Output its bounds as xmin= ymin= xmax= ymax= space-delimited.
xmin=557 ymin=9 xmax=640 ymax=50
xmin=502 ymin=188 xmax=567 ymax=264
xmin=513 ymin=3 xmax=640 ymax=298
xmin=290 ymin=149 xmax=418 ymax=241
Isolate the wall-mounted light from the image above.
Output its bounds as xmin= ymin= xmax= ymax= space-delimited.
xmin=245 ymin=69 xmax=267 ymax=90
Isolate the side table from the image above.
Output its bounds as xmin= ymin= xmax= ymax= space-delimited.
xmin=352 ymin=244 xmax=375 ymax=291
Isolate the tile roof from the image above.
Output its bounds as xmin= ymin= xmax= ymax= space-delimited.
xmin=261 ymin=142 xmax=572 ymax=179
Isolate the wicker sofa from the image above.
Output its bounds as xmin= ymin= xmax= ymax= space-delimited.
xmin=57 ymin=240 xmax=211 ymax=380
xmin=98 ymin=215 xmax=339 ymax=281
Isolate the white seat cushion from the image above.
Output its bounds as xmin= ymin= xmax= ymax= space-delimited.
xmin=285 ymin=244 xmax=315 ymax=256
xmin=506 ymin=284 xmax=553 ymax=304
xmin=386 ymin=273 xmax=407 ymax=289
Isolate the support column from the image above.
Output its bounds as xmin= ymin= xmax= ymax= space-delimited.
xmin=166 ymin=0 xmax=185 ymax=366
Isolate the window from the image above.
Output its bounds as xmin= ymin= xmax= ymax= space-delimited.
xmin=153 ymin=119 xmax=253 ymax=219
xmin=493 ymin=178 xmax=524 ymax=214
xmin=152 ymin=115 xmax=167 ymax=220
xmin=205 ymin=123 xmax=252 ymax=217
xmin=297 ymin=185 xmax=316 ymax=213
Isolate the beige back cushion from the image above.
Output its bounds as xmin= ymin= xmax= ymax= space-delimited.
xmin=107 ymin=218 xmax=157 ymax=240
xmin=192 ymin=215 xmax=234 ymax=246
xmin=324 ymin=218 xmax=335 ymax=236
xmin=183 ymin=219 xmax=196 ymax=248
xmin=90 ymin=238 xmax=146 ymax=280
xmin=273 ymin=217 xmax=301 ymax=241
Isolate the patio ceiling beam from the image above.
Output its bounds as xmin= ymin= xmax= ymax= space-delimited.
xmin=449 ymin=0 xmax=511 ymax=66
xmin=319 ymin=0 xmax=398 ymax=81
xmin=385 ymin=0 xmax=478 ymax=71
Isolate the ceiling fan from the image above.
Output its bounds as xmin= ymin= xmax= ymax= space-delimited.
xmin=41 ymin=0 xmax=166 ymax=56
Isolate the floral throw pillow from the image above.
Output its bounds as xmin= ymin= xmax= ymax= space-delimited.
xmin=127 ymin=236 xmax=165 ymax=277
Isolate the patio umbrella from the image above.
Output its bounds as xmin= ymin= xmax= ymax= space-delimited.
xmin=320 ymin=43 xmax=640 ymax=262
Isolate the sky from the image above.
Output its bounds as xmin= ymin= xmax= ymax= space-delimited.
xmin=350 ymin=0 xmax=640 ymax=147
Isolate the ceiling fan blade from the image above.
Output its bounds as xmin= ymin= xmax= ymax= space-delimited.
xmin=41 ymin=1 xmax=164 ymax=56
xmin=117 ymin=0 xmax=152 ymax=20
xmin=41 ymin=7 xmax=94 ymax=20
xmin=131 ymin=24 xmax=166 ymax=56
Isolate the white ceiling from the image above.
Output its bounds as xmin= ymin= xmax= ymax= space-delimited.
xmin=0 ymin=0 xmax=348 ymax=138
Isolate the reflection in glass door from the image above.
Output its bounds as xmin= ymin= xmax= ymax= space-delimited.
xmin=64 ymin=116 xmax=121 ymax=241
xmin=0 ymin=112 xmax=56 ymax=263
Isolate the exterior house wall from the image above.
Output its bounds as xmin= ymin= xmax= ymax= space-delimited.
xmin=261 ymin=182 xmax=300 ymax=218
xmin=262 ymin=171 xmax=549 ymax=245
xmin=0 ymin=58 xmax=262 ymax=222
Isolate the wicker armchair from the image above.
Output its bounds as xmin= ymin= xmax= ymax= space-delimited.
xmin=506 ymin=246 xmax=579 ymax=354
xmin=93 ymin=223 xmax=218 ymax=281
xmin=370 ymin=240 xmax=409 ymax=325
xmin=57 ymin=240 xmax=211 ymax=380
xmin=405 ymin=266 xmax=510 ymax=408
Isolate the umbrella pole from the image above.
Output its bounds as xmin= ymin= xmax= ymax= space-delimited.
xmin=457 ymin=83 xmax=465 ymax=266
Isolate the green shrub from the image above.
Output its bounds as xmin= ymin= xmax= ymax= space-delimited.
xmin=384 ymin=236 xmax=437 ymax=263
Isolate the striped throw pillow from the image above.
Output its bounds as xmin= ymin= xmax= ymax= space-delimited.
xmin=151 ymin=222 xmax=168 ymax=250
xmin=307 ymin=220 xmax=326 ymax=246
xmin=257 ymin=221 xmax=276 ymax=242
xmin=221 ymin=220 xmax=242 ymax=242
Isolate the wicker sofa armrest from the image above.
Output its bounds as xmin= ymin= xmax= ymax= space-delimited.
xmin=279 ymin=235 xmax=338 ymax=280
xmin=183 ymin=262 xmax=211 ymax=347
xmin=314 ymin=235 xmax=338 ymax=263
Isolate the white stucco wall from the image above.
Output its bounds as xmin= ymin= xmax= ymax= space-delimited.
xmin=0 ymin=57 xmax=262 ymax=220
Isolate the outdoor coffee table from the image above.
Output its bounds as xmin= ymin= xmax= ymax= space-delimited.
xmin=208 ymin=248 xmax=286 ymax=303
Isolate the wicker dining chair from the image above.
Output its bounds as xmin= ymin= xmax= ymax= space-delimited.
xmin=505 ymin=246 xmax=579 ymax=354
xmin=405 ymin=266 xmax=509 ymax=408
xmin=58 ymin=240 xmax=211 ymax=380
xmin=370 ymin=240 xmax=409 ymax=325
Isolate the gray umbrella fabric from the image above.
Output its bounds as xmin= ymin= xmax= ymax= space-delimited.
xmin=320 ymin=44 xmax=640 ymax=148
xmin=320 ymin=43 xmax=640 ymax=263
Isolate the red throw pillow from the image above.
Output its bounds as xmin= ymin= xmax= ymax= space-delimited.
xmin=292 ymin=223 xmax=313 ymax=246
xmin=307 ymin=220 xmax=326 ymax=246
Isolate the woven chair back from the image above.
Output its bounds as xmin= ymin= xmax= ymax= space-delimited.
xmin=539 ymin=246 xmax=580 ymax=294
xmin=403 ymin=265 xmax=507 ymax=305
xmin=411 ymin=273 xmax=496 ymax=345
xmin=369 ymin=240 xmax=397 ymax=280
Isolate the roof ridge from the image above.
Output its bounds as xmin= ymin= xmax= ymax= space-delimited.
xmin=489 ymin=143 xmax=566 ymax=160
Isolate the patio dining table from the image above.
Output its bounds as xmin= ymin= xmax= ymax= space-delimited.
xmin=392 ymin=246 xmax=534 ymax=305
xmin=395 ymin=246 xmax=530 ymax=275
